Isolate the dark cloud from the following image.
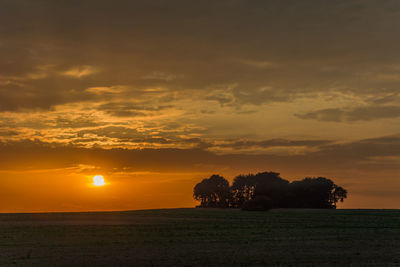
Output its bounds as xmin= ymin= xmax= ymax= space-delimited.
xmin=295 ymin=108 xmax=345 ymax=122
xmin=205 ymin=94 xmax=234 ymax=107
xmin=77 ymin=126 xmax=141 ymax=139
xmin=217 ymin=139 xmax=333 ymax=149
xmin=97 ymin=102 xmax=174 ymax=117
xmin=1 ymin=134 xmax=399 ymax=172
xmin=296 ymin=105 xmax=400 ymax=122
xmin=1 ymin=0 xmax=400 ymax=111
xmin=0 ymin=75 xmax=97 ymax=111
xmin=75 ymin=126 xmax=207 ymax=147
xmin=0 ymin=129 xmax=19 ymax=137
xmin=54 ymin=116 xmax=102 ymax=128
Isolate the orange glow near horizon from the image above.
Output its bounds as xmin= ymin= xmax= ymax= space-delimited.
xmin=0 ymin=167 xmax=200 ymax=213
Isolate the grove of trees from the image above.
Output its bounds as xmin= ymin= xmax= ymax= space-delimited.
xmin=193 ymin=172 xmax=347 ymax=210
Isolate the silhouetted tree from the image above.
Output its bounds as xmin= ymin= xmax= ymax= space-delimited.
xmin=331 ymin=184 xmax=348 ymax=208
xmin=193 ymin=175 xmax=231 ymax=208
xmin=231 ymin=174 xmax=256 ymax=208
xmin=289 ymin=177 xmax=347 ymax=209
xmin=242 ymin=196 xmax=273 ymax=211
xmin=253 ymin=172 xmax=290 ymax=207
xmin=193 ymin=172 xmax=348 ymax=210
xmin=231 ymin=172 xmax=289 ymax=208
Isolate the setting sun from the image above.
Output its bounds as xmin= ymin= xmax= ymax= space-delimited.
xmin=93 ymin=175 xmax=106 ymax=186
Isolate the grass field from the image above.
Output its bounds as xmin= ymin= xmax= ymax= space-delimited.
xmin=1 ymin=208 xmax=400 ymax=266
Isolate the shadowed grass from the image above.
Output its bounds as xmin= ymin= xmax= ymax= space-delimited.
xmin=0 ymin=209 xmax=400 ymax=266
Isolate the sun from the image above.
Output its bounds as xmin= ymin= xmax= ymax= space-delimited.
xmin=93 ymin=175 xmax=106 ymax=186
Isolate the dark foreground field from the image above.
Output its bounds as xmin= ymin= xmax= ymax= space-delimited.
xmin=1 ymin=209 xmax=400 ymax=266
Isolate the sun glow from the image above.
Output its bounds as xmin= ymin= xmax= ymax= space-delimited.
xmin=93 ymin=175 xmax=106 ymax=186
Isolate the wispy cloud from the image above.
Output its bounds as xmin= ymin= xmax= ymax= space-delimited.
xmin=61 ymin=65 xmax=98 ymax=78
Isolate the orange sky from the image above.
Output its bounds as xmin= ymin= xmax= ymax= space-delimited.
xmin=0 ymin=0 xmax=399 ymax=212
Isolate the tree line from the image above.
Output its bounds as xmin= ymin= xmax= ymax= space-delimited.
xmin=193 ymin=172 xmax=347 ymax=211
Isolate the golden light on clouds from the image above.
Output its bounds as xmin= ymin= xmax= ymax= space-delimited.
xmin=61 ymin=65 xmax=98 ymax=78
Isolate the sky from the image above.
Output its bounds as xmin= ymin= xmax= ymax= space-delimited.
xmin=0 ymin=0 xmax=399 ymax=212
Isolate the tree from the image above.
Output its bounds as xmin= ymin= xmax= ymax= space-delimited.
xmin=331 ymin=185 xmax=347 ymax=208
xmin=231 ymin=172 xmax=289 ymax=208
xmin=230 ymin=174 xmax=256 ymax=208
xmin=289 ymin=177 xmax=347 ymax=209
xmin=242 ymin=196 xmax=273 ymax=211
xmin=193 ymin=175 xmax=231 ymax=208
xmin=193 ymin=172 xmax=348 ymax=210
xmin=252 ymin=172 xmax=290 ymax=207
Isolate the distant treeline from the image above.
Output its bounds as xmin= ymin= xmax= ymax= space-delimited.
xmin=193 ymin=172 xmax=347 ymax=211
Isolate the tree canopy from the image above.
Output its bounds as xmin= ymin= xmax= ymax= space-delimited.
xmin=194 ymin=172 xmax=347 ymax=210
xmin=193 ymin=174 xmax=231 ymax=208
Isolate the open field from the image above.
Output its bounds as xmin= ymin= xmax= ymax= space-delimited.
xmin=1 ymin=209 xmax=400 ymax=266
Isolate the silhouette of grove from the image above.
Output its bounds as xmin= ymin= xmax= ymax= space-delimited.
xmin=193 ymin=172 xmax=347 ymax=210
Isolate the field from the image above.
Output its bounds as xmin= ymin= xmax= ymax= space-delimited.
xmin=1 ymin=209 xmax=400 ymax=266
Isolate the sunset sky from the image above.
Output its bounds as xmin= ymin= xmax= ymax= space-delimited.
xmin=1 ymin=0 xmax=399 ymax=212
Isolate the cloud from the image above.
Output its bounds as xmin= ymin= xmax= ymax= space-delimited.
xmin=143 ymin=71 xmax=180 ymax=81
xmin=296 ymin=105 xmax=400 ymax=122
xmin=0 ymin=134 xmax=399 ymax=173
xmin=54 ymin=115 xmax=102 ymax=129
xmin=295 ymin=108 xmax=344 ymax=122
xmin=97 ymin=102 xmax=174 ymax=117
xmin=1 ymin=0 xmax=400 ymax=111
xmin=77 ymin=126 xmax=141 ymax=140
xmin=85 ymin=86 xmax=125 ymax=95
xmin=61 ymin=65 xmax=98 ymax=78
xmin=239 ymin=60 xmax=277 ymax=69
xmin=217 ymin=139 xmax=333 ymax=149
xmin=0 ymin=129 xmax=19 ymax=137
xmin=0 ymin=0 xmax=399 ymax=168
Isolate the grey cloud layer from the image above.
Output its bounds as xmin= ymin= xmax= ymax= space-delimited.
xmin=0 ymin=0 xmax=399 ymax=163
xmin=1 ymin=134 xmax=399 ymax=172
xmin=1 ymin=0 xmax=400 ymax=111
xmin=296 ymin=105 xmax=400 ymax=122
